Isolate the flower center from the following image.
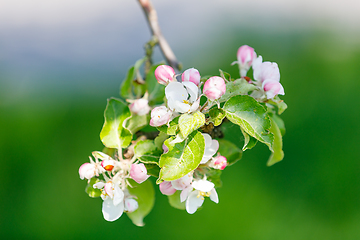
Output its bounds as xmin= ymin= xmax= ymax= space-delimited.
xmin=182 ymin=100 xmax=189 ymax=104
xmin=197 ymin=191 xmax=211 ymax=200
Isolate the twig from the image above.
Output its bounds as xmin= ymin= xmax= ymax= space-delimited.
xmin=137 ymin=0 xmax=181 ymax=71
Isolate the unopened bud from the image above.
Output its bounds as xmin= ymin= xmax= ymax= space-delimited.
xmin=149 ymin=106 xmax=172 ymax=127
xmin=182 ymin=68 xmax=201 ymax=86
xmin=262 ymin=80 xmax=285 ymax=99
xmin=203 ymin=76 xmax=226 ymax=101
xmin=130 ymin=163 xmax=150 ymax=184
xmin=212 ymin=155 xmax=227 ymax=170
xmin=79 ymin=163 xmax=96 ymax=180
xmin=129 ymin=99 xmax=151 ymax=116
xmin=155 ymin=65 xmax=175 ymax=85
xmin=159 ymin=181 xmax=176 ymax=195
xmin=236 ymin=45 xmax=256 ymax=77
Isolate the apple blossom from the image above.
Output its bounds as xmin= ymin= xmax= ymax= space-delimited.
xmin=181 ymin=68 xmax=201 ymax=86
xmin=124 ymin=198 xmax=139 ymax=213
xmin=200 ymin=133 xmax=219 ymax=164
xmin=165 ymin=81 xmax=200 ymax=113
xmin=159 ymin=181 xmax=176 ymax=195
xmin=252 ymin=56 xmax=280 ymax=84
xmin=149 ymin=106 xmax=172 ymax=127
xmin=262 ymin=79 xmax=285 ymax=99
xmin=79 ymin=157 xmax=105 ymax=181
xmin=155 ymin=65 xmax=175 ymax=85
xmin=235 ymin=45 xmax=257 ymax=77
xmin=185 ymin=179 xmax=218 ymax=214
xmin=129 ymin=98 xmax=151 ymax=116
xmin=203 ymin=76 xmax=226 ymax=101
xmin=130 ymin=163 xmax=150 ymax=184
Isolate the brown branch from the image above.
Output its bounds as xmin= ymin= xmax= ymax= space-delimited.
xmin=137 ymin=0 xmax=181 ymax=71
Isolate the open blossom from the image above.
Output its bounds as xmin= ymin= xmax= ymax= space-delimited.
xmin=200 ymin=133 xmax=219 ymax=164
xmin=203 ymin=76 xmax=226 ymax=101
xmin=185 ymin=179 xmax=218 ymax=214
xmin=165 ymin=81 xmax=200 ymax=113
xmin=129 ymin=98 xmax=151 ymax=116
xmin=155 ymin=65 xmax=175 ymax=85
xmin=182 ymin=68 xmax=201 ymax=86
xmin=252 ymin=56 xmax=280 ymax=84
xmin=130 ymin=163 xmax=150 ymax=184
xmin=235 ymin=45 xmax=257 ymax=77
xmin=149 ymin=106 xmax=172 ymax=127
xmin=79 ymin=158 xmax=105 ymax=181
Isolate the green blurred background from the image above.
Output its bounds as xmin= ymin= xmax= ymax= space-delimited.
xmin=1 ymin=1 xmax=360 ymax=239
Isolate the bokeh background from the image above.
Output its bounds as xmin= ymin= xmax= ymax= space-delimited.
xmin=1 ymin=0 xmax=360 ymax=239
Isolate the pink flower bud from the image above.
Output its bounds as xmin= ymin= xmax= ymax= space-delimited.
xmin=203 ymin=76 xmax=226 ymax=101
xmin=149 ymin=106 xmax=172 ymax=127
xmin=181 ymin=68 xmax=201 ymax=86
xmin=101 ymin=159 xmax=115 ymax=171
xmin=262 ymin=80 xmax=285 ymax=99
xmin=237 ymin=45 xmax=257 ymax=77
xmin=79 ymin=163 xmax=96 ymax=180
xmin=124 ymin=198 xmax=139 ymax=213
xmin=129 ymin=99 xmax=151 ymax=116
xmin=130 ymin=163 xmax=150 ymax=184
xmin=159 ymin=181 xmax=176 ymax=195
xmin=162 ymin=143 xmax=169 ymax=153
xmin=155 ymin=65 xmax=175 ymax=85
xmin=212 ymin=156 xmax=227 ymax=170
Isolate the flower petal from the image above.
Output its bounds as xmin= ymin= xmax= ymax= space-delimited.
xmin=102 ymin=197 xmax=124 ymax=222
xmin=185 ymin=190 xmax=204 ymax=214
xmin=192 ymin=179 xmax=215 ymax=192
xmin=209 ymin=188 xmax=219 ymax=203
xmin=180 ymin=185 xmax=193 ymax=203
xmin=113 ymin=185 xmax=124 ymax=206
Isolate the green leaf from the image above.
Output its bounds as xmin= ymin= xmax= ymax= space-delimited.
xmin=178 ymin=111 xmax=205 ymax=139
xmin=223 ymin=95 xmax=274 ymax=151
xmin=219 ymin=79 xmax=257 ymax=103
xmin=168 ymin=191 xmax=185 ymax=210
xmin=219 ymin=69 xmax=232 ymax=81
xmin=154 ymin=132 xmax=169 ymax=150
xmin=240 ymin=128 xmax=258 ymax=151
xmin=271 ymin=113 xmax=286 ymax=136
xmin=100 ymin=98 xmax=132 ymax=149
xmin=206 ymin=168 xmax=223 ymax=188
xmin=127 ymin=179 xmax=155 ymax=227
xmin=144 ymin=164 xmax=160 ymax=177
xmin=120 ymin=57 xmax=146 ymax=99
xmin=217 ymin=139 xmax=242 ymax=166
xmin=134 ymin=140 xmax=162 ymax=165
xmin=146 ymin=64 xmax=166 ymax=105
xmin=268 ymin=96 xmax=287 ymax=115
xmin=157 ymin=116 xmax=179 ymax=135
xmin=159 ymin=131 xmax=205 ymax=181
xmin=125 ymin=113 xmax=149 ymax=134
xmin=267 ymin=117 xmax=284 ymax=166
xmin=85 ymin=178 xmax=101 ymax=198
xmin=208 ymin=108 xmax=226 ymax=126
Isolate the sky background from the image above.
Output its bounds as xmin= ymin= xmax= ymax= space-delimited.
xmin=1 ymin=1 xmax=360 ymax=239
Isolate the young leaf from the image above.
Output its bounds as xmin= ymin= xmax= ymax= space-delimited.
xmin=218 ymin=79 xmax=257 ymax=103
xmin=223 ymin=95 xmax=274 ymax=151
xmin=146 ymin=64 xmax=166 ymax=105
xmin=208 ymin=108 xmax=226 ymax=126
xmin=85 ymin=178 xmax=101 ymax=198
xmin=206 ymin=168 xmax=222 ymax=188
xmin=127 ymin=179 xmax=155 ymax=227
xmin=267 ymin=117 xmax=284 ymax=166
xmin=168 ymin=191 xmax=186 ymax=210
xmin=120 ymin=57 xmax=146 ymax=99
xmin=270 ymin=113 xmax=286 ymax=136
xmin=178 ymin=111 xmax=205 ymax=139
xmin=217 ymin=139 xmax=243 ymax=166
xmin=134 ymin=140 xmax=162 ymax=165
xmin=144 ymin=164 xmax=160 ymax=177
xmin=154 ymin=132 xmax=169 ymax=150
xmin=159 ymin=131 xmax=205 ymax=181
xmin=157 ymin=116 xmax=179 ymax=136
xmin=219 ymin=69 xmax=232 ymax=82
xmin=125 ymin=113 xmax=149 ymax=134
xmin=240 ymin=128 xmax=258 ymax=151
xmin=268 ymin=96 xmax=287 ymax=115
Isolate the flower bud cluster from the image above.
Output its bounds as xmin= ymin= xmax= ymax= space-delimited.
xmin=78 ymin=151 xmax=149 ymax=222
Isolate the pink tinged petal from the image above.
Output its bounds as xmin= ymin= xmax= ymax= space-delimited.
xmin=201 ymin=134 xmax=219 ymax=164
xmin=186 ymin=190 xmax=204 ymax=214
xmin=192 ymin=179 xmax=215 ymax=192
xmin=182 ymin=81 xmax=199 ymax=103
xmin=101 ymin=159 xmax=115 ymax=171
xmin=213 ymin=155 xmax=227 ymax=170
xmin=162 ymin=144 xmax=169 ymax=153
xmin=124 ymin=198 xmax=139 ymax=213
xmin=150 ymin=106 xmax=172 ymax=127
xmin=102 ymin=197 xmax=124 ymax=222
xmin=171 ymin=175 xmax=192 ymax=190
xmin=252 ymin=55 xmax=263 ymax=71
xmin=182 ymin=68 xmax=201 ymax=86
xmin=262 ymin=80 xmax=285 ymax=99
xmin=237 ymin=45 xmax=257 ymax=77
xmin=104 ymin=182 xmax=114 ymax=199
xmin=209 ymin=188 xmax=219 ymax=204
xmin=113 ymin=185 xmax=124 ymax=206
xmin=253 ymin=60 xmax=280 ymax=84
xmin=79 ymin=162 xmax=96 ymax=180
xmin=155 ymin=65 xmax=175 ymax=85
xmin=159 ymin=181 xmax=176 ymax=195
xmin=180 ymin=185 xmax=193 ymax=202
xmin=129 ymin=99 xmax=151 ymax=116
xmin=203 ymin=77 xmax=226 ymax=101
xmin=130 ymin=163 xmax=150 ymax=184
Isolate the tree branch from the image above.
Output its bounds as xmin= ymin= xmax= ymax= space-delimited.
xmin=137 ymin=0 xmax=181 ymax=71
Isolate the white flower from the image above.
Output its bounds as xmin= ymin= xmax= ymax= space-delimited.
xmin=185 ymin=179 xmax=218 ymax=214
xmin=79 ymin=156 xmax=105 ymax=181
xmin=165 ymin=81 xmax=200 ymax=113
xmin=252 ymin=55 xmax=280 ymax=84
xmin=200 ymin=133 xmax=219 ymax=164
xmin=171 ymin=174 xmax=193 ymax=202
xmin=129 ymin=98 xmax=151 ymax=116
